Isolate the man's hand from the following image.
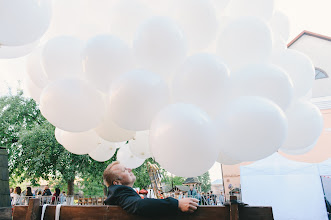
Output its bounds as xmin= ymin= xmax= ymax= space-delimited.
xmin=178 ymin=198 xmax=199 ymax=213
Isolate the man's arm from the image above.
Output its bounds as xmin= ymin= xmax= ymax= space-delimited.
xmin=112 ymin=186 xmax=198 ymax=217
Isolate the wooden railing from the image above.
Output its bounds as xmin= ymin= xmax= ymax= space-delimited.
xmin=13 ymin=197 xmax=274 ymax=220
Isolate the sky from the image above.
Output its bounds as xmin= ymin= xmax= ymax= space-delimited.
xmin=1 ymin=0 xmax=331 ymax=182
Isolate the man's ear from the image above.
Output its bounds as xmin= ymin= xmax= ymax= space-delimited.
xmin=113 ymin=180 xmax=121 ymax=185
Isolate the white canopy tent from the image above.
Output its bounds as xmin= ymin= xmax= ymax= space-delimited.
xmin=241 ymin=153 xmax=328 ymax=220
xmin=319 ymin=158 xmax=331 ymax=203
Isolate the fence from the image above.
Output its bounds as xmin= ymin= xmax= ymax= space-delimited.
xmin=11 ymin=195 xmax=74 ymax=206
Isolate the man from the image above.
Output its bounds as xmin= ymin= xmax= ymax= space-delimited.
xmin=103 ymin=161 xmax=199 ymax=217
xmin=188 ymin=185 xmax=198 ymax=198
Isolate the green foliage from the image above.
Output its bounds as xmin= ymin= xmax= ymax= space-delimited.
xmin=197 ymin=172 xmax=211 ymax=193
xmin=1 ymin=91 xmax=115 ymax=195
xmin=132 ymin=158 xmax=154 ymax=189
xmin=162 ymin=175 xmax=185 ymax=187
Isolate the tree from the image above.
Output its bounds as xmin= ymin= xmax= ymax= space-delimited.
xmin=132 ymin=158 xmax=154 ymax=189
xmin=197 ymin=172 xmax=211 ymax=193
xmin=1 ymin=91 xmax=115 ymax=195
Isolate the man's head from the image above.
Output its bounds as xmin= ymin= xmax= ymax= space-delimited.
xmin=103 ymin=161 xmax=136 ymax=187
xmin=190 ymin=185 xmax=194 ymax=190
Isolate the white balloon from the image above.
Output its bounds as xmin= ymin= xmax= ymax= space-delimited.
xmin=150 ymin=103 xmax=218 ymax=177
xmin=26 ymin=47 xmax=49 ymax=89
xmin=0 ymin=0 xmax=52 ymax=46
xmin=211 ymin=0 xmax=231 ymax=14
xmin=217 ymin=151 xmax=241 ymax=165
xmin=60 ymin=129 xmax=99 ymax=155
xmin=109 ymin=69 xmax=169 ymax=131
xmin=271 ymin=49 xmax=315 ymax=99
xmin=280 ymin=140 xmax=317 ymax=156
xmin=171 ymin=53 xmax=230 ymax=117
xmin=216 ymin=16 xmax=273 ymax=71
xmin=133 ymin=16 xmax=187 ymax=79
xmin=95 ymin=100 xmax=136 ymax=142
xmin=54 ymin=127 xmax=63 ymax=145
xmin=83 ymin=35 xmax=134 ymax=93
xmin=172 ymin=0 xmax=219 ymax=51
xmin=40 ymin=79 xmax=105 ymax=132
xmin=229 ymin=63 xmax=294 ymax=110
xmin=108 ymin=0 xmax=151 ymax=44
xmin=24 ymin=77 xmax=43 ymax=103
xmin=226 ymin=0 xmax=275 ymax=21
xmin=42 ymin=36 xmax=84 ymax=81
xmin=116 ymin=144 xmax=145 ymax=169
xmin=129 ymin=131 xmax=152 ymax=159
xmin=270 ymin=10 xmax=290 ymax=43
xmin=281 ymin=100 xmax=323 ymax=151
xmin=0 ymin=40 xmax=39 ymax=59
xmin=216 ymin=96 xmax=288 ymax=161
xmin=89 ymin=138 xmax=117 ymax=162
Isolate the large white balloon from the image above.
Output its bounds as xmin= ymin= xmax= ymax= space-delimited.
xmin=108 ymin=0 xmax=151 ymax=44
xmin=216 ymin=16 xmax=273 ymax=71
xmin=83 ymin=35 xmax=134 ymax=93
xmin=24 ymin=77 xmax=43 ymax=103
xmin=229 ymin=63 xmax=294 ymax=110
xmin=280 ymin=140 xmax=317 ymax=156
xmin=150 ymin=103 xmax=218 ymax=177
xmin=42 ymin=36 xmax=84 ymax=81
xmin=26 ymin=48 xmax=49 ymax=89
xmin=0 ymin=0 xmax=52 ymax=46
xmin=211 ymin=0 xmax=231 ymax=14
xmin=272 ymin=49 xmax=315 ymax=99
xmin=116 ymin=144 xmax=145 ymax=169
xmin=172 ymin=0 xmax=219 ymax=51
xmin=171 ymin=53 xmax=230 ymax=117
xmin=217 ymin=151 xmax=241 ymax=165
xmin=129 ymin=131 xmax=152 ymax=159
xmin=88 ymin=138 xmax=117 ymax=162
xmin=270 ymin=10 xmax=290 ymax=43
xmin=281 ymin=100 xmax=323 ymax=151
xmin=40 ymin=79 xmax=105 ymax=132
xmin=133 ymin=16 xmax=187 ymax=79
xmin=54 ymin=127 xmax=63 ymax=145
xmin=60 ymin=129 xmax=99 ymax=155
xmin=109 ymin=69 xmax=169 ymax=131
xmin=95 ymin=100 xmax=136 ymax=142
xmin=216 ymin=96 xmax=288 ymax=162
xmin=226 ymin=0 xmax=275 ymax=21
xmin=0 ymin=40 xmax=39 ymax=59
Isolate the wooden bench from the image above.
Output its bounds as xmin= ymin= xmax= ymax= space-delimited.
xmin=13 ymin=198 xmax=274 ymax=220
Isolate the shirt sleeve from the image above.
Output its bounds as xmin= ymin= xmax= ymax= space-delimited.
xmin=111 ymin=186 xmax=179 ymax=217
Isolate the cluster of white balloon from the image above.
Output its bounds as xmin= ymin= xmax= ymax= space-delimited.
xmin=2 ymin=0 xmax=324 ymax=177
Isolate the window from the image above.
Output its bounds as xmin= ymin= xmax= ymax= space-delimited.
xmin=315 ymin=67 xmax=328 ymax=80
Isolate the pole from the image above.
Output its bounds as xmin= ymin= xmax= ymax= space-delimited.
xmin=221 ymin=164 xmax=226 ymax=202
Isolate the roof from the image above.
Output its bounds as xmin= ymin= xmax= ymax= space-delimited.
xmin=164 ymin=185 xmax=190 ymax=193
xmin=287 ymin=30 xmax=331 ymax=48
xmin=183 ymin=177 xmax=201 ymax=185
xmin=211 ymin=179 xmax=223 ymax=185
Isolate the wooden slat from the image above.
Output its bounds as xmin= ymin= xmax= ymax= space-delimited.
xmin=12 ymin=206 xmax=28 ymax=220
xmin=238 ymin=206 xmax=274 ymax=220
xmin=13 ymin=203 xmax=273 ymax=220
xmin=25 ymin=199 xmax=41 ymax=220
xmin=0 ymin=207 xmax=12 ymax=220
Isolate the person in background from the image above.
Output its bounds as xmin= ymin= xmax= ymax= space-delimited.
xmin=210 ymin=191 xmax=217 ymax=205
xmin=26 ymin=187 xmax=33 ymax=197
xmin=11 ymin=187 xmax=22 ymax=205
xmin=219 ymin=192 xmax=225 ymax=205
xmin=52 ymin=188 xmax=60 ymax=204
xmin=187 ymin=185 xmax=197 ymax=198
xmin=42 ymin=185 xmax=52 ymax=196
